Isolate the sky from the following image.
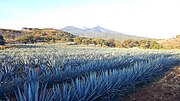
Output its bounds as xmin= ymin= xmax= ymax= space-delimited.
xmin=0 ymin=0 xmax=180 ymax=39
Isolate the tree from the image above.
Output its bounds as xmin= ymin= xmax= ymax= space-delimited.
xmin=82 ymin=39 xmax=91 ymax=45
xmin=103 ymin=39 xmax=115 ymax=47
xmin=139 ymin=40 xmax=163 ymax=49
xmin=139 ymin=40 xmax=150 ymax=49
xmin=50 ymin=37 xmax=56 ymax=44
xmin=60 ymin=37 xmax=66 ymax=42
xmin=114 ymin=41 xmax=124 ymax=48
xmin=16 ymin=36 xmax=29 ymax=44
xmin=176 ymin=35 xmax=180 ymax=38
xmin=3 ymin=34 xmax=11 ymax=39
xmin=122 ymin=39 xmax=138 ymax=48
xmin=0 ymin=35 xmax=5 ymax=45
xmin=149 ymin=41 xmax=163 ymax=49
xmin=74 ymin=37 xmax=82 ymax=44
xmin=92 ymin=38 xmax=98 ymax=45
xmin=33 ymin=36 xmax=45 ymax=43
xmin=92 ymin=38 xmax=104 ymax=46
xmin=16 ymin=35 xmax=36 ymax=44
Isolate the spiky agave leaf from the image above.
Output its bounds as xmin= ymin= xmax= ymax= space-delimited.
xmin=14 ymin=81 xmax=54 ymax=101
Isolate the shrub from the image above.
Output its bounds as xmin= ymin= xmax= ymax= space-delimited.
xmin=0 ymin=35 xmax=5 ymax=45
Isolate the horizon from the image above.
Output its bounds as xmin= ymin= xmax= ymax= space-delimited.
xmin=0 ymin=0 xmax=180 ymax=39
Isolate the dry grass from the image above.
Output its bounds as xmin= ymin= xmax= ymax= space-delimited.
xmin=124 ymin=66 xmax=180 ymax=101
xmin=0 ymin=45 xmax=13 ymax=50
xmin=158 ymin=38 xmax=180 ymax=49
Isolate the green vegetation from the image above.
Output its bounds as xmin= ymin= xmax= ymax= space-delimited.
xmin=122 ymin=39 xmax=163 ymax=49
xmin=0 ymin=35 xmax=5 ymax=45
xmin=1 ymin=27 xmax=179 ymax=49
xmin=0 ymin=28 xmax=75 ymax=44
xmin=176 ymin=35 xmax=180 ymax=38
xmin=74 ymin=37 xmax=163 ymax=49
xmin=92 ymin=37 xmax=104 ymax=46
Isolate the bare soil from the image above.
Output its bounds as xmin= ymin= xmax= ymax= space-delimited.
xmin=124 ymin=66 xmax=180 ymax=101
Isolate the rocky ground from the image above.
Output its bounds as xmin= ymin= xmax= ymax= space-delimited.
xmin=124 ymin=66 xmax=180 ymax=101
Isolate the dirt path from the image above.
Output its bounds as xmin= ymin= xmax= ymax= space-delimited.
xmin=124 ymin=66 xmax=180 ymax=101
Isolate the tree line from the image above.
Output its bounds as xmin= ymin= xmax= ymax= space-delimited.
xmin=74 ymin=37 xmax=163 ymax=49
xmin=2 ymin=29 xmax=180 ymax=49
xmin=0 ymin=33 xmax=163 ymax=49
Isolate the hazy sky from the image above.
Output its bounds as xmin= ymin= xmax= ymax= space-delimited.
xmin=0 ymin=0 xmax=180 ymax=38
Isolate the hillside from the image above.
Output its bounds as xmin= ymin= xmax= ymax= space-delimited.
xmin=158 ymin=37 xmax=180 ymax=49
xmin=0 ymin=28 xmax=75 ymax=43
xmin=62 ymin=26 xmax=147 ymax=41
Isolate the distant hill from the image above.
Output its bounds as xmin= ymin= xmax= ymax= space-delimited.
xmin=158 ymin=36 xmax=180 ymax=49
xmin=62 ymin=26 xmax=147 ymax=41
xmin=0 ymin=28 xmax=75 ymax=43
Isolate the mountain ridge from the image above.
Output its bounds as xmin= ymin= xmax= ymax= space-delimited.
xmin=61 ymin=26 xmax=147 ymax=41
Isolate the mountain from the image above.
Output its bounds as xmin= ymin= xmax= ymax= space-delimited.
xmin=62 ymin=26 xmax=147 ymax=41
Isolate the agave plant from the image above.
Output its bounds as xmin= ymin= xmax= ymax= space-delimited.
xmin=45 ymin=56 xmax=180 ymax=101
xmin=14 ymin=81 xmax=54 ymax=101
xmin=0 ymin=45 xmax=179 ymax=100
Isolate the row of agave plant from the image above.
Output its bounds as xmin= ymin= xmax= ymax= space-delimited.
xmin=0 ymin=53 xmax=175 ymax=95
xmin=1 ymin=56 xmax=180 ymax=101
xmin=0 ymin=46 xmax=180 ymax=100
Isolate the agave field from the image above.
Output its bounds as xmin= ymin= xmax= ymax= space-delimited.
xmin=0 ymin=44 xmax=180 ymax=101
